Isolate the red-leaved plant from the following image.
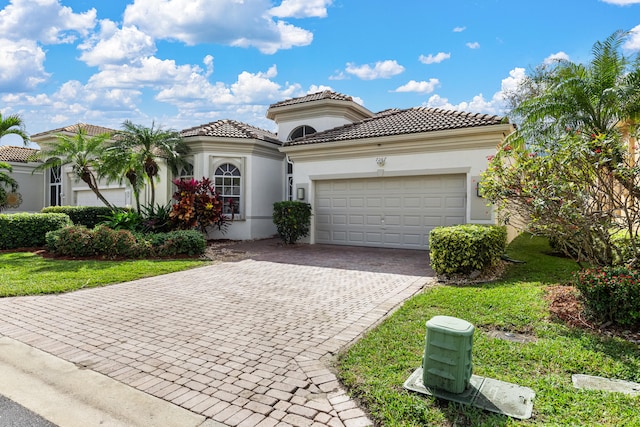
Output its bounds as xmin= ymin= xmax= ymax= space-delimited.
xmin=169 ymin=177 xmax=228 ymax=233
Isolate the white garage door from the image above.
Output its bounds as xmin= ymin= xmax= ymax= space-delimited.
xmin=315 ymin=175 xmax=466 ymax=250
xmin=76 ymin=188 xmax=126 ymax=207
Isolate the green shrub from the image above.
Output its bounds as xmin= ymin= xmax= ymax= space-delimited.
xmin=0 ymin=213 xmax=72 ymax=249
xmin=429 ymin=224 xmax=507 ymax=275
xmin=44 ymin=225 xmax=205 ymax=259
xmin=272 ymin=201 xmax=312 ymax=244
xmin=99 ymin=209 xmax=143 ymax=232
xmin=148 ymin=230 xmax=206 ymax=257
xmin=92 ymin=225 xmax=145 ymax=259
xmin=140 ymin=203 xmax=174 ymax=233
xmin=50 ymin=225 xmax=95 ymax=257
xmin=42 ymin=206 xmax=114 ymax=228
xmin=574 ymin=266 xmax=640 ymax=327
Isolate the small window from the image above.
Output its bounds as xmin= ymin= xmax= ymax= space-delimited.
xmin=176 ymin=162 xmax=194 ymax=181
xmin=214 ymin=163 xmax=241 ymax=215
xmin=288 ymin=125 xmax=316 ymax=141
xmin=49 ymin=164 xmax=62 ymax=206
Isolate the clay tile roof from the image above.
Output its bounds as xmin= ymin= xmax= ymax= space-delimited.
xmin=268 ymin=90 xmax=354 ymax=109
xmin=180 ymin=119 xmax=280 ymax=145
xmin=31 ymin=123 xmax=116 ymax=138
xmin=0 ymin=145 xmax=39 ymax=163
xmin=284 ymin=107 xmax=507 ymax=146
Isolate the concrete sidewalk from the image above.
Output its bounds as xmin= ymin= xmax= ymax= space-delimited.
xmin=0 ymin=248 xmax=432 ymax=426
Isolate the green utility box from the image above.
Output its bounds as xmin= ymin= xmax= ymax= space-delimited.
xmin=423 ymin=315 xmax=474 ymax=394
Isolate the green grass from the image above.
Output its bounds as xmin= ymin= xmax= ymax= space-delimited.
xmin=0 ymin=252 xmax=209 ymax=296
xmin=337 ymin=234 xmax=640 ymax=426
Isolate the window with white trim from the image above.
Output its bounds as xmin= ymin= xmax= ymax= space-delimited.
xmin=288 ymin=125 xmax=316 ymax=141
xmin=214 ymin=163 xmax=241 ymax=215
xmin=49 ymin=165 xmax=62 ymax=206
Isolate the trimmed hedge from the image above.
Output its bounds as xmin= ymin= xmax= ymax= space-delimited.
xmin=45 ymin=226 xmax=206 ymax=259
xmin=574 ymin=267 xmax=640 ymax=327
xmin=0 ymin=213 xmax=72 ymax=249
xmin=429 ymin=224 xmax=507 ymax=275
xmin=272 ymin=201 xmax=312 ymax=244
xmin=42 ymin=206 xmax=114 ymax=228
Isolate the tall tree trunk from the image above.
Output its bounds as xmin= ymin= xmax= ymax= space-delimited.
xmin=81 ymin=169 xmax=115 ymax=209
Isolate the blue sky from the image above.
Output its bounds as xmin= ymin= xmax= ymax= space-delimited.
xmin=1 ymin=0 xmax=640 ymax=147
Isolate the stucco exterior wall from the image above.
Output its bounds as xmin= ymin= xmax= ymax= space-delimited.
xmin=187 ymin=146 xmax=284 ymax=241
xmin=2 ymin=163 xmax=45 ymax=213
xmin=286 ymin=137 xmax=502 ymax=244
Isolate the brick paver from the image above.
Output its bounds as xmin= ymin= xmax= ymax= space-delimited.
xmin=0 ymin=247 xmax=432 ymax=426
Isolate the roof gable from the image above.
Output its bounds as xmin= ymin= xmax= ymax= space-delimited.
xmin=268 ymin=90 xmax=355 ymax=109
xmin=284 ymin=107 xmax=507 ymax=146
xmin=31 ymin=123 xmax=116 ymax=138
xmin=0 ymin=145 xmax=39 ymax=163
xmin=180 ymin=119 xmax=280 ymax=145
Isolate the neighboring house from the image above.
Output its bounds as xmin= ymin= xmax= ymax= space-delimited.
xmin=275 ymin=91 xmax=514 ymax=249
xmin=0 ymin=145 xmax=43 ymax=213
xmin=12 ymin=91 xmax=515 ymax=249
xmin=30 ymin=123 xmax=125 ymax=208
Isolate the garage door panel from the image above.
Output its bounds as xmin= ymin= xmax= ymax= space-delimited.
xmin=315 ymin=175 xmax=466 ymax=249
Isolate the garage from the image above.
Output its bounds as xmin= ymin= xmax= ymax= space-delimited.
xmin=314 ymin=174 xmax=466 ymax=250
xmin=75 ymin=188 xmax=126 ymax=207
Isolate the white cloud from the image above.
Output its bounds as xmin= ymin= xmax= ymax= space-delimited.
xmin=269 ymin=0 xmax=333 ymax=18
xmin=0 ymin=0 xmax=96 ymax=44
xmin=466 ymin=41 xmax=480 ymax=49
xmin=345 ymin=60 xmax=405 ymax=80
xmin=88 ymin=57 xmax=202 ymax=90
xmin=600 ymin=0 xmax=640 ymax=4
xmin=123 ymin=0 xmax=313 ymax=54
xmin=419 ymin=52 xmax=451 ymax=64
xmin=79 ymin=22 xmax=156 ymax=67
xmin=543 ymin=51 xmax=570 ymax=64
xmin=425 ymin=67 xmax=526 ymax=116
xmin=624 ymin=24 xmax=640 ymax=51
xmin=394 ymin=79 xmax=440 ymax=94
xmin=0 ymin=38 xmax=49 ymax=92
xmin=453 ymin=26 xmax=466 ymax=32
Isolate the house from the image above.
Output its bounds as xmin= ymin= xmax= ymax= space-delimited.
xmin=11 ymin=91 xmax=514 ymax=249
xmin=273 ymin=91 xmax=513 ymax=249
xmin=0 ymin=145 xmax=43 ymax=213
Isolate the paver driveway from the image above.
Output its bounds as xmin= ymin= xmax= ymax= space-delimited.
xmin=0 ymin=243 xmax=433 ymax=426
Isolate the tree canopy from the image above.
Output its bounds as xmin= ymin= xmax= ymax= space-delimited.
xmin=482 ymin=30 xmax=640 ymax=267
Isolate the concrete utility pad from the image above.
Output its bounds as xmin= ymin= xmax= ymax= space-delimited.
xmin=572 ymin=374 xmax=640 ymax=396
xmin=404 ymin=367 xmax=535 ymax=420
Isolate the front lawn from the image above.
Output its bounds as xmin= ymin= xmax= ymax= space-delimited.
xmin=338 ymin=234 xmax=640 ymax=426
xmin=0 ymin=252 xmax=208 ymax=297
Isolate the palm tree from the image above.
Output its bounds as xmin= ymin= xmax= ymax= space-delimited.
xmin=33 ymin=127 xmax=115 ymax=209
xmin=0 ymin=161 xmax=18 ymax=211
xmin=100 ymin=138 xmax=145 ymax=212
xmin=0 ymin=113 xmax=29 ymax=145
xmin=112 ymin=121 xmax=190 ymax=207
xmin=511 ymin=30 xmax=640 ymax=144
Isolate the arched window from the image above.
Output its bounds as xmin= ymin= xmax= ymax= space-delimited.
xmin=49 ymin=164 xmax=62 ymax=206
xmin=176 ymin=162 xmax=194 ymax=181
xmin=288 ymin=125 xmax=316 ymax=141
xmin=214 ymin=163 xmax=241 ymax=215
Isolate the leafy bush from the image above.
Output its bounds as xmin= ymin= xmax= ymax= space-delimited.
xmin=46 ymin=226 xmax=205 ymax=259
xmin=92 ymin=225 xmax=143 ymax=259
xmin=272 ymin=201 xmax=312 ymax=244
xmin=147 ymin=230 xmax=206 ymax=257
xmin=99 ymin=209 xmax=143 ymax=232
xmin=49 ymin=226 xmax=95 ymax=257
xmin=140 ymin=203 xmax=174 ymax=233
xmin=42 ymin=206 xmax=113 ymax=228
xmin=429 ymin=224 xmax=507 ymax=275
xmin=170 ymin=178 xmax=228 ymax=233
xmin=574 ymin=267 xmax=640 ymax=327
xmin=0 ymin=213 xmax=72 ymax=249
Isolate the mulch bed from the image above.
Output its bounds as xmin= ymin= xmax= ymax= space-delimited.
xmin=545 ymin=285 xmax=640 ymax=345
